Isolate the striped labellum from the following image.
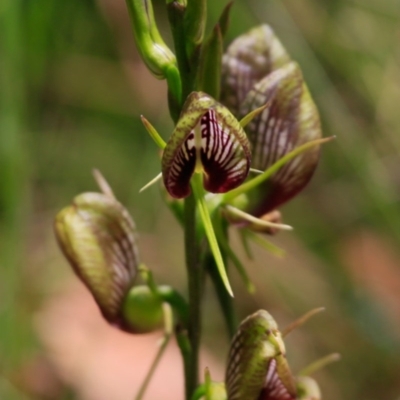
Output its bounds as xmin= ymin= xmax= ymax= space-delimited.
xmin=162 ymin=92 xmax=251 ymax=199
xmin=225 ymin=310 xmax=296 ymax=400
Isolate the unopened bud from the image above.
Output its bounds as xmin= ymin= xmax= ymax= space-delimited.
xmin=126 ymin=0 xmax=178 ymax=80
xmin=54 ymin=192 xmax=139 ymax=325
xmin=221 ymin=24 xmax=291 ymax=114
xmin=225 ymin=310 xmax=296 ymax=400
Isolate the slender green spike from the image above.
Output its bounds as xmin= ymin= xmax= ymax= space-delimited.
xmin=139 ymin=172 xmax=163 ymax=193
xmin=214 ymin=218 xmax=255 ymax=293
xmin=140 ymin=115 xmax=166 ymax=149
xmin=239 ymin=102 xmax=269 ymax=128
xmin=92 ymin=169 xmax=116 ymax=199
xmin=192 ymin=175 xmax=233 ymax=297
xmin=298 ymin=353 xmax=341 ymax=377
xmin=245 ymin=229 xmax=285 ymax=258
xmin=224 ymin=205 xmax=293 ymax=231
xmin=218 ymin=1 xmax=234 ymax=38
xmin=282 ymin=307 xmax=325 ymax=338
xmin=223 ymin=136 xmax=335 ymax=204
xmin=249 ymin=168 xmax=264 ymax=175
xmin=197 ymin=24 xmax=223 ymax=99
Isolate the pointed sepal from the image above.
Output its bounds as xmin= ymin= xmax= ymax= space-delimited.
xmin=196 ymin=24 xmax=223 ymax=99
xmin=225 ymin=310 xmax=296 ymax=400
xmin=162 ymin=92 xmax=251 ymax=199
xmin=54 ymin=191 xmax=139 ymax=324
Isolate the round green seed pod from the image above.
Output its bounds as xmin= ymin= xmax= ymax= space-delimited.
xmin=121 ymin=285 xmax=164 ymax=334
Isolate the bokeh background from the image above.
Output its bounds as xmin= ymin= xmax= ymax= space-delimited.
xmin=1 ymin=0 xmax=400 ymax=399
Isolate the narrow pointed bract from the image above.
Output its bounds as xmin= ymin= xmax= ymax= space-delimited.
xmin=239 ymin=62 xmax=322 ymax=217
xmin=54 ymin=192 xmax=139 ymax=324
xmin=162 ymin=92 xmax=251 ymax=199
xmin=225 ymin=310 xmax=296 ymax=400
xmin=221 ymin=24 xmax=291 ymax=115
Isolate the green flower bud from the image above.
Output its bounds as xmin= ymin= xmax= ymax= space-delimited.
xmin=225 ymin=310 xmax=296 ymax=400
xmin=126 ymin=0 xmax=179 ymax=82
xmin=296 ymin=376 xmax=321 ymax=400
xmin=162 ymin=91 xmax=251 ymax=199
xmin=121 ymin=285 xmax=163 ymax=333
xmin=238 ymin=62 xmax=322 ymax=220
xmin=221 ymin=24 xmax=291 ymax=115
xmin=54 ymin=192 xmax=139 ymax=326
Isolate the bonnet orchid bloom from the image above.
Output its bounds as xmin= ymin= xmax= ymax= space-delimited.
xmin=161 ymin=91 xmax=251 ymax=199
xmin=191 ymin=309 xmax=339 ymax=400
xmin=141 ymin=91 xmax=260 ymax=296
xmin=220 ymin=25 xmax=328 ymax=235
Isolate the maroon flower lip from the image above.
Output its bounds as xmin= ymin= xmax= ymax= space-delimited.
xmin=162 ymin=92 xmax=251 ymax=199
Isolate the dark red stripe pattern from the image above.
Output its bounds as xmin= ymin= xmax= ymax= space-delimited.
xmin=200 ymin=110 xmax=249 ymax=194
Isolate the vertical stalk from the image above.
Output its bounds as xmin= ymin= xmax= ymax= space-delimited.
xmin=167 ymin=3 xmax=205 ymax=398
xmin=183 ymin=194 xmax=202 ymax=398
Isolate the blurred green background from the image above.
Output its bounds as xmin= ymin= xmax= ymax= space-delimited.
xmin=1 ymin=0 xmax=400 ymax=399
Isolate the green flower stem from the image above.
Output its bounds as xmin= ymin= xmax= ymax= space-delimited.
xmin=183 ymin=192 xmax=202 ymax=399
xmin=175 ymin=326 xmax=193 ymax=399
xmin=135 ymin=303 xmax=173 ymax=400
xmin=167 ymin=1 xmax=192 ymax=112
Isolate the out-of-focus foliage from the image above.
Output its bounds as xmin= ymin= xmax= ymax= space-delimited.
xmin=0 ymin=0 xmax=399 ymax=399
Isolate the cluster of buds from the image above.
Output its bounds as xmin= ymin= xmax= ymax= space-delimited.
xmin=193 ymin=309 xmax=339 ymax=400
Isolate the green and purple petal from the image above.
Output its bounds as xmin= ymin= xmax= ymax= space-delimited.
xmin=162 ymin=92 xmax=251 ymax=199
xmin=239 ymin=62 xmax=322 ymax=217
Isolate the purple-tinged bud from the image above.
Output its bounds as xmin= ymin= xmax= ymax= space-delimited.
xmin=162 ymin=91 xmax=251 ymax=199
xmin=225 ymin=310 xmax=296 ymax=400
xmin=221 ymin=24 xmax=291 ymax=115
xmin=239 ymin=62 xmax=322 ymax=218
xmin=54 ymin=192 xmax=139 ymax=325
